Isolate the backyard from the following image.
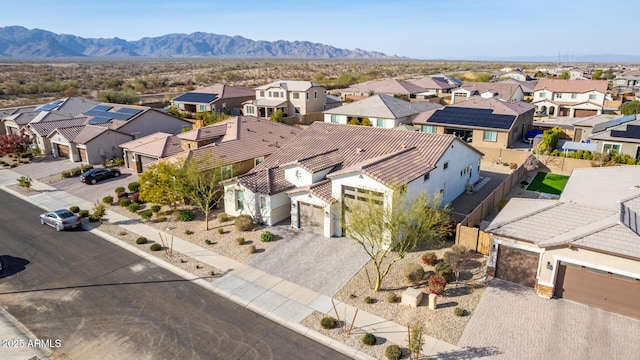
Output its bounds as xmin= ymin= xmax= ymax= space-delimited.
xmin=526 ymin=171 xmax=569 ymax=195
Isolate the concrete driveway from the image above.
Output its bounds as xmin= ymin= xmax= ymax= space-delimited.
xmin=248 ymin=225 xmax=371 ymax=296
xmin=11 ymin=156 xmax=80 ymax=180
xmin=52 ymin=167 xmax=138 ymax=204
xmin=458 ymin=279 xmax=640 ymax=360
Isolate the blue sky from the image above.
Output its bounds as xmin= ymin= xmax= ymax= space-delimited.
xmin=2 ymin=0 xmax=638 ymax=59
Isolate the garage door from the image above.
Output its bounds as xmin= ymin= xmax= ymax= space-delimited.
xmin=495 ymin=245 xmax=539 ymax=287
xmin=574 ymin=109 xmax=598 ymax=118
xmin=299 ymin=202 xmax=323 ymax=234
xmin=78 ymin=148 xmax=88 ymax=163
xmin=56 ymin=144 xmax=70 ymax=158
xmin=554 ymin=263 xmax=640 ymax=319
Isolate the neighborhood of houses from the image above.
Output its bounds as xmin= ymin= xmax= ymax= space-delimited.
xmin=1 ymin=66 xmax=639 ymax=323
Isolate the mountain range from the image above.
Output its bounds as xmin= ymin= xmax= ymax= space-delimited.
xmin=0 ymin=26 xmax=396 ymax=59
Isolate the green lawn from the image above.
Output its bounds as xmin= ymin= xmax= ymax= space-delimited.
xmin=526 ymin=172 xmax=569 ymax=195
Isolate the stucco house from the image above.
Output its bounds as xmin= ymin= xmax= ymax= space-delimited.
xmin=451 ymin=82 xmax=525 ymax=104
xmin=339 ymin=79 xmax=427 ymax=100
xmin=171 ymin=84 xmax=255 ymax=117
xmin=484 ymin=166 xmax=640 ymax=319
xmin=47 ymin=124 xmax=132 ymax=163
xmin=223 ymin=122 xmax=483 ymax=237
xmin=612 ymin=69 xmax=640 ymax=93
xmin=406 ymin=77 xmax=455 ymax=97
xmin=323 ymin=94 xmax=441 ymax=128
xmin=532 ymin=79 xmax=608 ymax=118
xmin=588 ymin=116 xmax=640 ymax=160
xmin=412 ymin=98 xmax=535 ymax=149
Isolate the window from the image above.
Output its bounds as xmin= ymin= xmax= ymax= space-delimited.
xmin=294 ymin=107 xmax=300 ymax=114
xmin=556 ymin=93 xmax=562 ymax=99
xmin=421 ymin=125 xmax=436 ymax=133
xmin=539 ymin=92 xmax=546 ymax=98
xmin=259 ymin=196 xmax=267 ymax=209
xmin=259 ymin=91 xmax=265 ymax=97
xmin=273 ymin=92 xmax=279 ymax=98
xmin=235 ymin=190 xmax=244 ymax=211
xmin=603 ymin=143 xmax=621 ymax=154
xmin=292 ymin=92 xmax=299 ymax=99
xmin=268 ymin=91 xmax=272 ymax=97
xmin=246 ymin=105 xmax=254 ymax=114
xmin=571 ymin=93 xmax=577 ymax=99
xmin=423 ymin=173 xmax=430 ymax=181
xmin=306 ymin=92 xmax=309 ymax=100
xmin=314 ymin=91 xmax=317 ymax=99
xmin=483 ymin=130 xmax=497 ymax=142
xmin=330 ymin=114 xmax=338 ymax=123
xmin=376 ymin=118 xmax=385 ymax=127
xmin=443 ymin=161 xmax=449 ymax=170
xmin=221 ymin=165 xmax=233 ymax=180
xmin=589 ymin=93 xmax=597 ymax=100
xmin=199 ymin=105 xmax=207 ymax=112
xmin=254 ymin=156 xmax=264 ymax=166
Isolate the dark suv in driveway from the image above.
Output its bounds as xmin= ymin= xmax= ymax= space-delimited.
xmin=80 ymin=168 xmax=121 ymax=185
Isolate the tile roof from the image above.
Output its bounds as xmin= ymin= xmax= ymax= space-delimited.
xmin=560 ymin=166 xmax=640 ymax=211
xmin=323 ymin=94 xmax=441 ymax=119
xmin=534 ymin=78 xmax=608 ymax=94
xmin=73 ymin=125 xmax=114 ymax=144
xmin=27 ymin=117 xmax=88 ymax=136
xmin=284 ymin=148 xmax=343 ymax=173
xmin=449 ymin=97 xmax=535 ymax=116
xmin=456 ymin=82 xmax=523 ymax=101
xmin=407 ymin=77 xmax=454 ymax=90
xmin=343 ymin=79 xmax=426 ymax=95
xmin=48 ymin=125 xmax=86 ymax=142
xmin=237 ymin=122 xmax=474 ymax=195
xmin=178 ymin=123 xmax=227 ymax=141
xmin=287 ymin=179 xmax=337 ymax=204
xmin=119 ymin=132 xmax=183 ymax=158
xmin=500 ymin=79 xmax=537 ymax=92
xmin=571 ymin=223 xmax=640 ymax=259
xmin=589 ymin=120 xmax=640 ymax=142
xmin=255 ymin=80 xmax=322 ymax=92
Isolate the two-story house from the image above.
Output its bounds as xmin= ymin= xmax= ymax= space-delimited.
xmin=450 ymin=82 xmax=525 ymax=104
xmin=532 ymin=79 xmax=608 ymax=118
xmin=171 ymin=84 xmax=255 ymax=117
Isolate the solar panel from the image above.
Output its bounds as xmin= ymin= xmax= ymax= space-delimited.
xmin=174 ymin=92 xmax=218 ymax=104
xmin=84 ymin=109 xmax=106 ymax=117
xmin=426 ymin=107 xmax=516 ymax=130
xmin=117 ymin=107 xmax=142 ymax=115
xmin=610 ymin=125 xmax=640 ymax=139
xmin=87 ymin=116 xmax=112 ymax=125
xmin=93 ymin=105 xmax=113 ymax=111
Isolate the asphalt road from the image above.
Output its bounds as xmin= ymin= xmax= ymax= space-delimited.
xmin=0 ymin=191 xmax=349 ymax=360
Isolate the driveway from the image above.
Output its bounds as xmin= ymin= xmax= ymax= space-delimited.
xmin=11 ymin=156 xmax=80 ymax=180
xmin=248 ymin=225 xmax=371 ymax=296
xmin=53 ymin=167 xmax=138 ymax=204
xmin=458 ymin=279 xmax=640 ymax=359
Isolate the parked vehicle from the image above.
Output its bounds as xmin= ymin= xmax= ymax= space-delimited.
xmin=80 ymin=168 xmax=120 ymax=185
xmin=40 ymin=209 xmax=81 ymax=231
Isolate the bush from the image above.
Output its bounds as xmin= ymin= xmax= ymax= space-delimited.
xmin=151 ymin=205 xmax=162 ymax=213
xmin=115 ymin=186 xmax=125 ymax=194
xmin=128 ymin=203 xmax=140 ymax=213
xmin=386 ymin=292 xmax=398 ymax=303
xmin=402 ymin=263 xmax=425 ymax=285
xmin=205 ymin=239 xmax=212 ymax=245
xmin=362 ymin=333 xmax=376 ymax=346
xmin=178 ymin=209 xmax=195 ymax=222
xmin=364 ymin=296 xmax=375 ymax=304
xmin=217 ymin=228 xmax=225 ymax=234
xmin=428 ymin=274 xmax=447 ymax=295
xmin=136 ymin=237 xmax=148 ymax=244
xmin=434 ymin=262 xmax=454 ymax=282
xmin=385 ymin=344 xmax=402 ymax=360
xmin=320 ymin=316 xmax=338 ymax=329
xmin=80 ymin=164 xmax=93 ymax=172
xmin=217 ymin=212 xmax=229 ymax=222
xmin=127 ymin=181 xmax=140 ymax=192
xmin=92 ymin=201 xmax=107 ymax=219
xmin=150 ymin=243 xmax=162 ymax=251
xmin=9 ymin=163 xmax=17 ymax=168
xmin=260 ymin=231 xmax=276 ymax=242
xmin=119 ymin=198 xmax=132 ymax=207
xmin=103 ymin=195 xmax=114 ymax=204
xmin=78 ymin=210 xmax=89 ymax=218
xmin=130 ymin=192 xmax=141 ymax=203
xmin=421 ymin=252 xmax=438 ymax=265
xmin=17 ymin=176 xmax=32 ymax=188
xmin=235 ymin=237 xmax=245 ymax=245
xmin=454 ymin=307 xmax=467 ymax=317
xmin=88 ymin=216 xmax=100 ymax=222
xmin=117 ymin=191 xmax=128 ymax=200
xmin=140 ymin=210 xmax=153 ymax=220
xmin=185 ymin=229 xmax=194 ymax=235
xmin=69 ymin=206 xmax=80 ymax=213
xmin=248 ymin=245 xmax=256 ymax=254
xmin=509 ymin=162 xmax=518 ymax=170
xmin=234 ymin=214 xmax=254 ymax=231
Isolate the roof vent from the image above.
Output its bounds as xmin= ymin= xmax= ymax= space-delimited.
xmin=356 ymin=148 xmax=364 ymax=153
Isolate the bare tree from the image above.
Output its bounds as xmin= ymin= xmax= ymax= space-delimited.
xmin=177 ymin=158 xmax=225 ymax=231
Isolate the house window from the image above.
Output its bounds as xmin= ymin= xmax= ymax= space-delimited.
xmin=199 ymin=105 xmax=207 ymax=112
xmin=221 ymin=165 xmax=233 ymax=180
xmin=556 ymin=93 xmax=562 ymax=99
xmin=376 ymin=118 xmax=385 ymax=127
xmin=423 ymin=173 xmax=430 ymax=181
xmin=268 ymin=91 xmax=272 ymax=97
xmin=260 ymin=91 xmax=265 ymax=97
xmin=603 ymin=143 xmax=621 ymax=154
xmin=571 ymin=93 xmax=577 ymax=99
xmin=443 ymin=161 xmax=449 ymax=170
xmin=483 ymin=130 xmax=497 ymax=142
xmin=314 ymin=91 xmax=317 ymax=99
xmin=294 ymin=107 xmax=300 ymax=114
xmin=254 ymin=156 xmax=264 ymax=166
xmin=539 ymin=92 xmax=546 ymax=98
xmin=306 ymin=92 xmax=309 ymax=100
xmin=421 ymin=125 xmax=436 ymax=133
xmin=589 ymin=94 xmax=597 ymax=100
xmin=259 ymin=196 xmax=266 ymax=209
xmin=273 ymin=92 xmax=279 ymax=98
xmin=293 ymin=92 xmax=299 ymax=99
xmin=235 ymin=190 xmax=244 ymax=211
xmin=330 ymin=114 xmax=338 ymax=123
xmin=246 ymin=105 xmax=254 ymax=114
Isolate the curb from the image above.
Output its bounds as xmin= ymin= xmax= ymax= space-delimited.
xmin=0 ymin=306 xmax=53 ymax=360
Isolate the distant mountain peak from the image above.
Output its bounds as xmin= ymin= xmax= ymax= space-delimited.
xmin=0 ymin=26 xmax=401 ymax=59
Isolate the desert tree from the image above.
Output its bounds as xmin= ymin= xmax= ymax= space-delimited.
xmin=443 ymin=244 xmax=473 ymax=284
xmin=177 ymin=158 xmax=225 ymax=231
xmin=343 ymin=190 xmax=451 ymax=292
xmin=139 ymin=161 xmax=183 ymax=208
xmin=621 ymin=100 xmax=640 ymax=115
xmin=0 ymin=133 xmax=33 ymax=156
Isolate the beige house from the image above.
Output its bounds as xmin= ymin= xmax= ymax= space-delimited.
xmin=339 ymin=79 xmax=426 ymax=100
xmin=412 ymin=98 xmax=535 ymax=149
xmin=485 ymin=166 xmax=640 ymax=320
xmin=532 ymin=79 xmax=608 ymax=118
xmin=588 ymin=116 xmax=640 ymax=160
xmin=243 ymin=80 xmax=336 ymax=120
xmin=451 ymin=82 xmax=525 ymax=104
xmin=171 ymin=84 xmax=255 ymax=117
xmin=48 ymin=125 xmax=131 ymax=163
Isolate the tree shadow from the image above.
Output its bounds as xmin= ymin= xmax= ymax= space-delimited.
xmin=435 ymin=346 xmax=502 ymax=359
xmin=436 ymin=300 xmax=459 ymax=309
xmin=0 ymin=255 xmax=30 ymax=278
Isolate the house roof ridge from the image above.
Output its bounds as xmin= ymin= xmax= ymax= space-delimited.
xmin=486 ymin=201 xmax=565 ymax=231
xmin=538 ymin=214 xmax=620 ymax=247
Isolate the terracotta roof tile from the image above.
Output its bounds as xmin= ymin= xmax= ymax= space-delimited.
xmin=534 ymin=78 xmax=608 ymax=94
xmin=28 ymin=117 xmax=88 ymax=136
xmin=120 ymin=132 xmax=183 ymax=158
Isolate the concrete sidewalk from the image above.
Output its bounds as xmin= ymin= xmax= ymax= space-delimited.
xmin=0 ymin=169 xmax=467 ymax=359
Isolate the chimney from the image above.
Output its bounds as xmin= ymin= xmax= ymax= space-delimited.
xmin=193 ymin=119 xmax=204 ymax=129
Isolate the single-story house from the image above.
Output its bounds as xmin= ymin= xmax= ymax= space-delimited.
xmin=48 ymin=124 xmax=132 ymax=163
xmin=406 ymin=77 xmax=455 ymax=97
xmin=2 ymin=97 xmax=100 ymax=135
xmin=171 ymin=84 xmax=255 ymax=117
xmin=451 ymin=82 xmax=525 ymax=104
xmin=588 ymin=116 xmax=640 ymax=160
xmin=223 ymin=122 xmax=483 ymax=237
xmin=339 ymin=79 xmax=428 ymax=100
xmin=485 ymin=166 xmax=640 ymax=319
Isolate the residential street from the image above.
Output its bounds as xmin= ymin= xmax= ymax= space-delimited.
xmin=0 ymin=191 xmax=350 ymax=360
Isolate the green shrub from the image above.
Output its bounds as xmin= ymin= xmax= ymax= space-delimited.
xmin=217 ymin=228 xmax=225 ymax=234
xmin=69 ymin=206 xmax=80 ymax=213
xmin=205 ymin=239 xmax=212 ymax=245
xmin=235 ymin=237 xmax=245 ymax=245
xmin=80 ymin=164 xmax=93 ymax=172
xmin=78 ymin=210 xmax=89 ymax=218
xmin=260 ymin=231 xmax=276 ymax=242
xmin=150 ymin=243 xmax=162 ymax=251
xmin=151 ymin=205 xmax=162 ymax=213
xmin=140 ymin=210 xmax=153 ymax=220
xmin=248 ymin=245 xmax=256 ymax=254
xmin=217 ymin=212 xmax=229 ymax=222
xmin=88 ymin=216 xmax=100 ymax=222
xmin=127 ymin=181 xmax=140 ymax=192
xmin=103 ymin=195 xmax=114 ymax=204
xmin=185 ymin=229 xmax=194 ymax=235
xmin=92 ymin=201 xmax=107 ymax=219
xmin=362 ymin=333 xmax=376 ymax=346
xmin=428 ymin=274 xmax=447 ymax=295
xmin=9 ymin=163 xmax=17 ymax=168
xmin=178 ymin=209 xmax=195 ymax=222
xmin=115 ymin=186 xmax=125 ymax=194
xmin=127 ymin=203 xmax=140 ymax=213
xmin=234 ymin=214 xmax=254 ymax=231
xmin=119 ymin=198 xmax=132 ymax=207
xmin=386 ymin=292 xmax=398 ymax=303
xmin=421 ymin=252 xmax=438 ymax=265
xmin=454 ymin=307 xmax=467 ymax=317
xmin=320 ymin=316 xmax=338 ymax=329
xmin=364 ymin=296 xmax=375 ymax=304
xmin=385 ymin=344 xmax=402 ymax=360
xmin=434 ymin=262 xmax=454 ymax=282
xmin=402 ymin=263 xmax=425 ymax=285
xmin=136 ymin=237 xmax=148 ymax=244
xmin=17 ymin=176 xmax=32 ymax=188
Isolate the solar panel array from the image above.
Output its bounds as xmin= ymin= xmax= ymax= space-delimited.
xmin=35 ymin=99 xmax=64 ymax=112
xmin=83 ymin=105 xmax=142 ymax=125
xmin=610 ymin=125 xmax=640 ymax=139
xmin=426 ymin=107 xmax=516 ymax=130
xmin=592 ymin=114 xmax=636 ymax=133
xmin=173 ymin=92 xmax=218 ymax=104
